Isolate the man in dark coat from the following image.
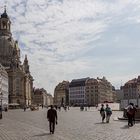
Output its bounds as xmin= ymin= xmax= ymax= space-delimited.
xmin=47 ymin=105 xmax=58 ymax=134
xmin=126 ymin=103 xmax=134 ymax=126
xmin=100 ymin=104 xmax=105 ymax=123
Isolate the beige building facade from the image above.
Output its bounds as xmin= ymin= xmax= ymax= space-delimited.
xmin=46 ymin=94 xmax=53 ymax=106
xmin=54 ymin=81 xmax=69 ymax=106
xmin=122 ymin=76 xmax=140 ymax=100
xmin=97 ymin=77 xmax=114 ymax=103
xmin=120 ymin=76 xmax=140 ymax=108
xmin=32 ymin=88 xmax=44 ymax=105
xmin=32 ymin=88 xmax=53 ymax=106
xmin=85 ymin=77 xmax=115 ymax=106
xmin=85 ymin=78 xmax=98 ymax=106
xmin=0 ymin=8 xmax=33 ymax=107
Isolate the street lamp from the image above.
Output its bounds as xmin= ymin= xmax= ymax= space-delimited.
xmin=0 ymin=92 xmax=3 ymax=119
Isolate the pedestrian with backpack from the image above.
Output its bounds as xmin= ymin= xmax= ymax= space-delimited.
xmin=105 ymin=104 xmax=112 ymax=123
xmin=125 ymin=103 xmax=134 ymax=127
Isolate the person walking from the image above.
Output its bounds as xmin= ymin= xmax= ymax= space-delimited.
xmin=100 ymin=104 xmax=105 ymax=123
xmin=126 ymin=103 xmax=134 ymax=126
xmin=105 ymin=104 xmax=112 ymax=123
xmin=64 ymin=106 xmax=67 ymax=112
xmin=47 ymin=105 xmax=58 ymax=134
xmin=23 ymin=105 xmax=26 ymax=112
xmin=41 ymin=104 xmax=44 ymax=109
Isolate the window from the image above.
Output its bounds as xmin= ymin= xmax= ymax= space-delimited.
xmin=2 ymin=21 xmax=7 ymax=29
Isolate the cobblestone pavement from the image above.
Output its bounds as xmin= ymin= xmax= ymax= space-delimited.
xmin=0 ymin=107 xmax=140 ymax=140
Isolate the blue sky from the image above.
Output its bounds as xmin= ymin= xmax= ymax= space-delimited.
xmin=1 ymin=0 xmax=140 ymax=94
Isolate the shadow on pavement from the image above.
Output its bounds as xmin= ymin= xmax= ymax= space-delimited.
xmin=120 ymin=125 xmax=129 ymax=129
xmin=33 ymin=133 xmax=51 ymax=137
xmin=94 ymin=122 xmax=106 ymax=124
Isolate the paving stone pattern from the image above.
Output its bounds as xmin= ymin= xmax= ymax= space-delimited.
xmin=0 ymin=107 xmax=140 ymax=140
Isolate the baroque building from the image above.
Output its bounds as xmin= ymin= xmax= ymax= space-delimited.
xmin=120 ymin=76 xmax=140 ymax=108
xmin=122 ymin=76 xmax=140 ymax=100
xmin=46 ymin=93 xmax=53 ymax=106
xmin=85 ymin=77 xmax=115 ymax=106
xmin=32 ymin=88 xmax=53 ymax=106
xmin=0 ymin=8 xmax=33 ymax=107
xmin=85 ymin=78 xmax=98 ymax=106
xmin=32 ymin=88 xmax=44 ymax=105
xmin=54 ymin=81 xmax=69 ymax=106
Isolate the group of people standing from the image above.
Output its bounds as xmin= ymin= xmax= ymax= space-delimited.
xmin=100 ymin=104 xmax=112 ymax=123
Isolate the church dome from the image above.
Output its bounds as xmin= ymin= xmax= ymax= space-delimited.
xmin=1 ymin=12 xmax=9 ymax=18
xmin=1 ymin=7 xmax=9 ymax=19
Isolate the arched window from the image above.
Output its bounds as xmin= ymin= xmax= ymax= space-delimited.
xmin=2 ymin=21 xmax=7 ymax=29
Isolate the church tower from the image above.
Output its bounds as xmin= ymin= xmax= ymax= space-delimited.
xmin=23 ymin=55 xmax=30 ymax=74
xmin=0 ymin=6 xmax=12 ymax=37
xmin=0 ymin=7 xmax=33 ymax=107
xmin=0 ymin=7 xmax=21 ymax=68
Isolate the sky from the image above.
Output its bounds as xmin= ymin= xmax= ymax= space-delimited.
xmin=1 ymin=0 xmax=140 ymax=95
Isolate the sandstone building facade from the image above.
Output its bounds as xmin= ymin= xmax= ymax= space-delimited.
xmin=120 ymin=76 xmax=140 ymax=108
xmin=122 ymin=76 xmax=140 ymax=100
xmin=32 ymin=88 xmax=53 ymax=106
xmin=85 ymin=77 xmax=115 ymax=106
xmin=54 ymin=81 xmax=69 ymax=106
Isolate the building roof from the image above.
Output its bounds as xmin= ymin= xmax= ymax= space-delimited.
xmin=123 ymin=77 xmax=140 ymax=88
xmin=69 ymin=77 xmax=90 ymax=87
xmin=125 ymin=78 xmax=137 ymax=85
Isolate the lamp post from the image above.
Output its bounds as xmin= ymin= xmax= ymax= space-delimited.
xmin=0 ymin=92 xmax=3 ymax=119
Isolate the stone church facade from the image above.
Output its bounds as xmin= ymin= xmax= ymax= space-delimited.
xmin=0 ymin=8 xmax=33 ymax=107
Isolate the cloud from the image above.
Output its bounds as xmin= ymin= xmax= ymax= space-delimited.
xmin=1 ymin=0 xmax=140 ymax=94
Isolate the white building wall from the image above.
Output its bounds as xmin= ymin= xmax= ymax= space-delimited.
xmin=129 ymin=99 xmax=137 ymax=105
xmin=69 ymin=86 xmax=86 ymax=105
xmin=120 ymin=100 xmax=129 ymax=109
xmin=0 ymin=64 xmax=8 ymax=107
xmin=121 ymin=99 xmax=139 ymax=109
